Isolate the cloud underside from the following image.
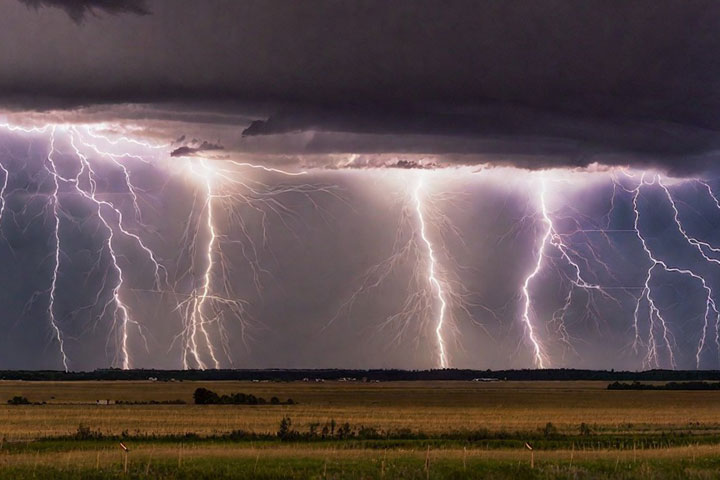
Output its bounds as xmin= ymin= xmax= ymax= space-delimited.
xmin=2 ymin=97 xmax=717 ymax=176
xmin=4 ymin=0 xmax=720 ymax=174
xmin=170 ymin=140 xmax=224 ymax=158
xmin=239 ymin=105 xmax=720 ymax=168
xmin=17 ymin=0 xmax=149 ymax=22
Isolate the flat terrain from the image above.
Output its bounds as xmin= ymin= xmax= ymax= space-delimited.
xmin=1 ymin=380 xmax=720 ymax=478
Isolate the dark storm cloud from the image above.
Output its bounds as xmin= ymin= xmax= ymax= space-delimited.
xmin=3 ymin=0 xmax=720 ymax=171
xmin=389 ymin=160 xmax=436 ymax=170
xmin=17 ymin=0 xmax=150 ymax=22
xmin=240 ymin=106 xmax=720 ymax=171
xmin=170 ymin=141 xmax=224 ymax=158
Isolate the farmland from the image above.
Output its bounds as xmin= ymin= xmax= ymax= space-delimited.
xmin=1 ymin=380 xmax=719 ymax=478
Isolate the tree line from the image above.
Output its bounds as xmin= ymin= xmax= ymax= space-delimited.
xmin=4 ymin=368 xmax=720 ymax=382
xmin=608 ymin=381 xmax=720 ymax=390
xmin=193 ymin=387 xmax=295 ymax=405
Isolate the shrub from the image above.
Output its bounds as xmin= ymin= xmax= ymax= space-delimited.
xmin=75 ymin=424 xmax=103 ymax=440
xmin=7 ymin=396 xmax=30 ymax=405
xmin=337 ymin=422 xmax=352 ymax=438
xmin=194 ymin=387 xmax=290 ymax=405
xmin=193 ymin=387 xmax=220 ymax=405
xmin=278 ymin=416 xmax=292 ymax=439
xmin=308 ymin=422 xmax=320 ymax=436
xmin=543 ymin=422 xmax=558 ymax=437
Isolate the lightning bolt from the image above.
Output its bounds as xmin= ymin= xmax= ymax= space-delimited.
xmin=179 ymin=158 xmax=221 ymax=369
xmin=657 ymin=177 xmax=720 ymax=368
xmin=604 ymin=172 xmax=720 ymax=369
xmin=171 ymin=156 xmax=339 ymax=369
xmin=0 ymin=122 xmax=167 ymax=369
xmin=0 ymin=159 xmax=8 ymax=234
xmin=520 ymin=175 xmax=623 ymax=368
xmin=626 ymin=174 xmax=680 ymax=368
xmin=44 ymin=128 xmax=70 ymax=371
xmin=519 ymin=178 xmax=551 ymax=368
xmin=0 ymin=123 xmax=69 ymax=369
xmin=328 ymin=171 xmax=485 ymax=369
xmin=517 ymin=170 xmax=720 ymax=370
xmin=3 ymin=122 xmax=330 ymax=370
xmin=414 ymin=177 xmax=448 ymax=368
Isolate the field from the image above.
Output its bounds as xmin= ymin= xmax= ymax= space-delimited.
xmin=1 ymin=380 xmax=720 ymax=478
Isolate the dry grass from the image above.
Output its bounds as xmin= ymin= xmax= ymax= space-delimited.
xmin=0 ymin=380 xmax=718 ymax=440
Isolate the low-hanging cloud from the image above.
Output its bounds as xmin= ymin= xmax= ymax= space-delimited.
xmin=17 ymin=0 xmax=150 ymax=22
xmin=170 ymin=140 xmax=224 ymax=158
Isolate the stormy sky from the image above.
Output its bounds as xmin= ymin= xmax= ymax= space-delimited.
xmin=1 ymin=1 xmax=720 ymax=371
xmin=1 ymin=0 xmax=720 ymax=172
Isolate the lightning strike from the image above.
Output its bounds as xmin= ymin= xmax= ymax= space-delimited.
xmin=180 ymin=159 xmax=221 ymax=369
xmin=171 ymin=156 xmax=339 ymax=369
xmin=627 ymin=174 xmax=679 ymax=368
xmin=0 ymin=123 xmax=167 ymax=369
xmin=621 ymin=173 xmax=720 ymax=369
xmin=413 ymin=178 xmax=449 ymax=369
xmin=0 ymin=160 xmax=8 ymax=233
xmin=519 ymin=178 xmax=552 ymax=368
xmin=657 ymin=177 xmax=720 ymax=368
xmin=44 ymin=128 xmax=70 ymax=371
xmin=520 ymin=175 xmax=621 ymax=368
xmin=328 ymin=171 xmax=483 ymax=369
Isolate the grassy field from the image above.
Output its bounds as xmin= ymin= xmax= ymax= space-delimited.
xmin=1 ymin=380 xmax=719 ymax=478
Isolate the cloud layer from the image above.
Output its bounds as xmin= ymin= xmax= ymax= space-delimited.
xmin=18 ymin=0 xmax=150 ymax=22
xmin=2 ymin=0 xmax=720 ymax=173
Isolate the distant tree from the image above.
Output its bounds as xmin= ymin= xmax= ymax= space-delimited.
xmin=270 ymin=396 xmax=280 ymax=405
xmin=193 ymin=388 xmax=220 ymax=405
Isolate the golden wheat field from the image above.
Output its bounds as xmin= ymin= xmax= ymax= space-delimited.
xmin=1 ymin=380 xmax=720 ymax=478
xmin=0 ymin=380 xmax=718 ymax=440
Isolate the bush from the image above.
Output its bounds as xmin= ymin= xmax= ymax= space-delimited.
xmin=336 ymin=422 xmax=353 ymax=438
xmin=542 ymin=422 xmax=558 ymax=437
xmin=75 ymin=424 xmax=103 ymax=440
xmin=7 ymin=396 xmax=30 ymax=405
xmin=193 ymin=387 xmax=295 ymax=405
xmin=193 ymin=387 xmax=220 ymax=405
xmin=278 ymin=416 xmax=293 ymax=439
xmin=308 ymin=422 xmax=320 ymax=436
xmin=579 ymin=422 xmax=592 ymax=436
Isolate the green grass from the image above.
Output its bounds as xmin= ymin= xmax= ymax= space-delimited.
xmin=5 ymin=453 xmax=720 ymax=479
